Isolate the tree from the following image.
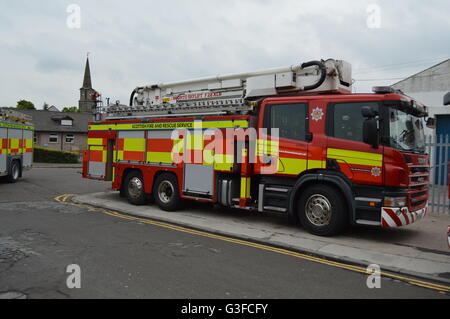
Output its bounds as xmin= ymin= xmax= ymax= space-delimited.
xmin=43 ymin=102 xmax=50 ymax=110
xmin=62 ymin=106 xmax=80 ymax=113
xmin=17 ymin=100 xmax=35 ymax=110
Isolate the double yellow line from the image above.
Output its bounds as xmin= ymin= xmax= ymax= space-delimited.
xmin=54 ymin=194 xmax=450 ymax=293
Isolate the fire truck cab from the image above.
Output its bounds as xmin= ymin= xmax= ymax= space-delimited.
xmin=83 ymin=59 xmax=430 ymax=236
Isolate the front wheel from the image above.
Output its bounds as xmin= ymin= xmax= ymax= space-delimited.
xmin=297 ymin=184 xmax=348 ymax=236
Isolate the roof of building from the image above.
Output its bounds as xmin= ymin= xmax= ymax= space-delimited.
xmin=15 ymin=109 xmax=92 ymax=133
xmin=391 ymin=59 xmax=450 ymax=87
xmin=47 ymin=105 xmax=60 ymax=112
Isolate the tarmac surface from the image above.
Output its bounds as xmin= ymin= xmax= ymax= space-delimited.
xmin=0 ymin=167 xmax=449 ymax=298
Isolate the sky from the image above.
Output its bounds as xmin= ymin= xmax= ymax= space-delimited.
xmin=0 ymin=0 xmax=449 ymax=109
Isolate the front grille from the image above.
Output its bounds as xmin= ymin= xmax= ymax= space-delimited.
xmin=408 ymin=163 xmax=429 ymax=210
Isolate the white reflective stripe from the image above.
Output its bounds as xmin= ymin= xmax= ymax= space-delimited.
xmin=382 ymin=209 xmax=398 ymax=227
xmin=397 ymin=212 xmax=407 ymax=226
xmin=279 ymin=150 xmax=307 ymax=157
xmin=355 ymin=197 xmax=382 ymax=203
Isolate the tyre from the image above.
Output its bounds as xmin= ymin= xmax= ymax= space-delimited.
xmin=123 ymin=170 xmax=147 ymax=205
xmin=153 ymin=172 xmax=181 ymax=211
xmin=7 ymin=160 xmax=20 ymax=183
xmin=297 ymin=184 xmax=348 ymax=236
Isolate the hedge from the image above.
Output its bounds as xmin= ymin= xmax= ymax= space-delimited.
xmin=33 ymin=147 xmax=79 ymax=164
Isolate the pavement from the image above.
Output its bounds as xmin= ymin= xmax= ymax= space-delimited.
xmin=74 ymin=191 xmax=450 ymax=285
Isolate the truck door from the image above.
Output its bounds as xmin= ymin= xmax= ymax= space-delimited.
xmin=0 ymin=127 xmax=6 ymax=175
xmin=326 ymin=100 xmax=384 ymax=186
xmin=257 ymin=101 xmax=310 ymax=177
xmin=86 ymin=134 xmax=116 ymax=180
xmin=182 ymin=129 xmax=215 ymax=197
xmin=22 ymin=129 xmax=33 ymax=169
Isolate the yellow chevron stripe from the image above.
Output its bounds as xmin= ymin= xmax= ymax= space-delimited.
xmin=278 ymin=157 xmax=306 ymax=175
xmin=328 ymin=148 xmax=382 ymax=166
xmin=123 ymin=138 xmax=145 ymax=151
xmin=147 ymin=152 xmax=173 ymax=163
xmin=240 ymin=177 xmax=251 ymax=199
xmin=88 ymin=138 xmax=104 ymax=146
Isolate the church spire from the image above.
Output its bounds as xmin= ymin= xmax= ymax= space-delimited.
xmin=82 ymin=56 xmax=92 ymax=88
xmin=79 ymin=54 xmax=98 ymax=113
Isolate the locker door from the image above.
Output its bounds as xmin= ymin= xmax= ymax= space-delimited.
xmin=0 ymin=128 xmax=7 ymax=174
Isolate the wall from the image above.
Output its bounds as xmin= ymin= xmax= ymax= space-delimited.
xmin=392 ymin=60 xmax=450 ymax=93
xmin=35 ymin=132 xmax=87 ymax=153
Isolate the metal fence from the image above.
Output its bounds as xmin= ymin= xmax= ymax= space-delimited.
xmin=425 ymin=134 xmax=449 ymax=214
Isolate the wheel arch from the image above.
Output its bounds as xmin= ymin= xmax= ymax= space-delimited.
xmin=288 ymin=172 xmax=355 ymax=224
xmin=151 ymin=170 xmax=179 ymax=192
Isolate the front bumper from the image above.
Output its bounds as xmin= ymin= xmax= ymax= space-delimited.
xmin=381 ymin=203 xmax=428 ymax=227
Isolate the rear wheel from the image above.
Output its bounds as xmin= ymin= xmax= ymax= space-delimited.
xmin=153 ymin=173 xmax=181 ymax=211
xmin=7 ymin=160 xmax=20 ymax=183
xmin=297 ymin=184 xmax=347 ymax=236
xmin=123 ymin=170 xmax=147 ymax=205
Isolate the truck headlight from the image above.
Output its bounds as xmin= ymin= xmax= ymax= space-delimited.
xmin=383 ymin=196 xmax=407 ymax=207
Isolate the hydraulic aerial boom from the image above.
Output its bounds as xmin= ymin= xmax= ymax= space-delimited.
xmin=104 ymin=59 xmax=351 ymax=120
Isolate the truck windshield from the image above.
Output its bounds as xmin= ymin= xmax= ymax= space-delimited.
xmin=389 ymin=108 xmax=425 ymax=153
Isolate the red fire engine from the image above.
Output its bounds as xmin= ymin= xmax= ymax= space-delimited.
xmin=82 ymin=59 xmax=430 ymax=236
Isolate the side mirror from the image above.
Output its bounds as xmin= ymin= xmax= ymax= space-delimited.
xmin=426 ymin=117 xmax=436 ymax=128
xmin=444 ymin=92 xmax=450 ymax=106
xmin=363 ymin=118 xmax=379 ymax=148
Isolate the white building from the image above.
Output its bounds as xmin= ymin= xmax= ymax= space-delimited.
xmin=392 ymin=59 xmax=450 ymax=137
xmin=392 ymin=59 xmax=450 ymax=184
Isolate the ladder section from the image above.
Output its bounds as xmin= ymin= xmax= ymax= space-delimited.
xmin=104 ymin=59 xmax=352 ymax=120
xmin=0 ymin=108 xmax=33 ymax=124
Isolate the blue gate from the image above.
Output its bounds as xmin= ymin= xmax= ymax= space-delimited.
xmin=434 ymin=115 xmax=450 ymax=185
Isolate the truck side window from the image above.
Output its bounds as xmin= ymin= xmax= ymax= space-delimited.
xmin=331 ymin=102 xmax=379 ymax=142
xmin=267 ymin=103 xmax=307 ymax=141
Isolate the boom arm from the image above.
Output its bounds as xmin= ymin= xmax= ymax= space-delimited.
xmin=105 ymin=58 xmax=352 ymax=120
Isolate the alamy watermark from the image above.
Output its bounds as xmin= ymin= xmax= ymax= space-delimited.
xmin=366 ymin=3 xmax=381 ymax=29
xmin=366 ymin=264 xmax=381 ymax=289
xmin=169 ymin=125 xmax=280 ymax=175
xmin=66 ymin=264 xmax=81 ymax=289
xmin=66 ymin=4 xmax=81 ymax=29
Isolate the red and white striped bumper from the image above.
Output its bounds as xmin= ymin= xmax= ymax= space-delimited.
xmin=447 ymin=226 xmax=450 ymax=249
xmin=381 ymin=204 xmax=427 ymax=227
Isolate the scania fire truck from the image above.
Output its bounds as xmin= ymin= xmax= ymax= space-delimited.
xmin=0 ymin=108 xmax=33 ymax=182
xmin=82 ymin=59 xmax=430 ymax=236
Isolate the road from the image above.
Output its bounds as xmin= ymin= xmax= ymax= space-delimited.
xmin=0 ymin=168 xmax=448 ymax=299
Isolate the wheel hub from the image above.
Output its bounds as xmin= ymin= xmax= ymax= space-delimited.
xmin=12 ymin=165 xmax=19 ymax=180
xmin=128 ymin=177 xmax=143 ymax=198
xmin=305 ymin=194 xmax=332 ymax=226
xmin=158 ymin=181 xmax=174 ymax=204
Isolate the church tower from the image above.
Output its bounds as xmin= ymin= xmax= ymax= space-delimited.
xmin=79 ymin=56 xmax=98 ymax=113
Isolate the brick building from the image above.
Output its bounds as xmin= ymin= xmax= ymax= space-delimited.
xmin=14 ymin=109 xmax=92 ymax=153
